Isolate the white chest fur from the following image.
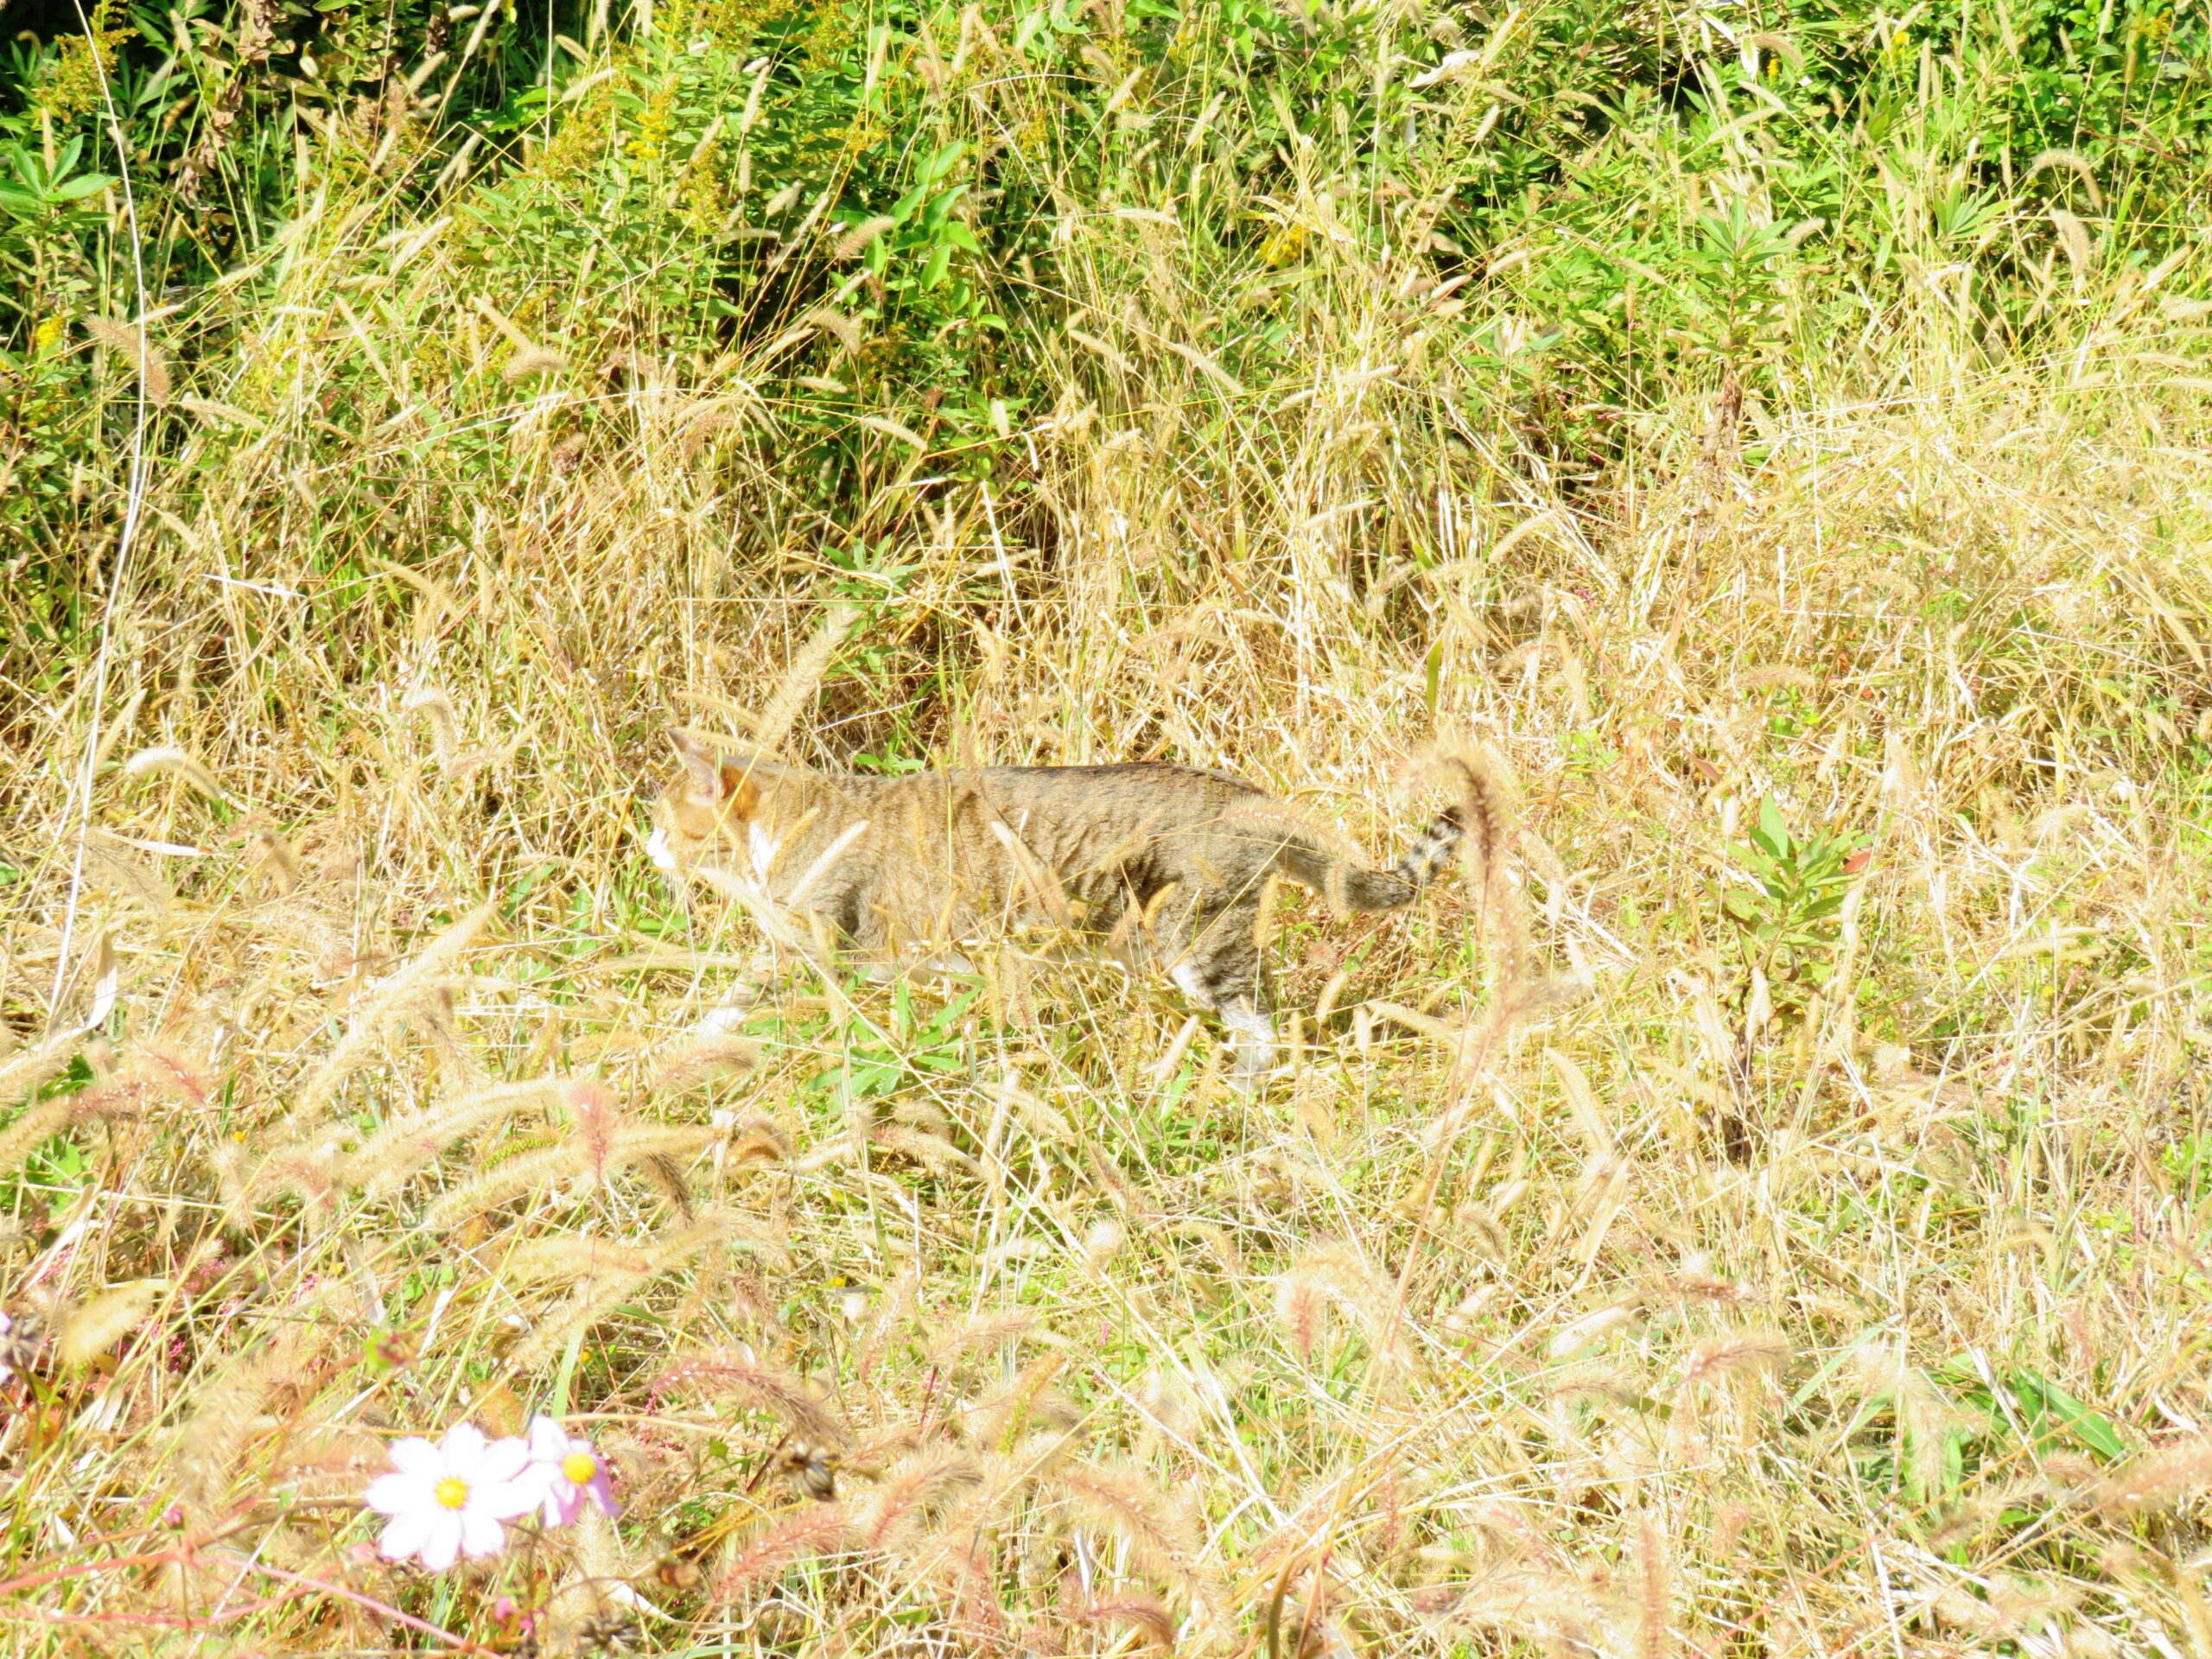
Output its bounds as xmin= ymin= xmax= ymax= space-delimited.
xmin=748 ymin=823 xmax=779 ymax=880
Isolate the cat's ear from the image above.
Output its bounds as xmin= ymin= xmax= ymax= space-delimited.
xmin=670 ymin=728 xmax=776 ymax=813
xmin=669 ymin=728 xmax=727 ymax=796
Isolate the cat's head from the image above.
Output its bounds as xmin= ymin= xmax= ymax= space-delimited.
xmin=648 ymin=729 xmax=798 ymax=877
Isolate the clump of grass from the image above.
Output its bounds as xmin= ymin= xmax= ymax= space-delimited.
xmin=3 ymin=0 xmax=2212 ymax=1649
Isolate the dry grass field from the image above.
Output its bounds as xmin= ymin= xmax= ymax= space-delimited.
xmin=5 ymin=0 xmax=2212 ymax=1652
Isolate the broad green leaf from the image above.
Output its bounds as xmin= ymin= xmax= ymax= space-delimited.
xmin=922 ymin=140 xmax=966 ymax=184
xmin=2015 ymin=1371 xmax=2126 ymax=1461
xmin=922 ymin=184 xmax=967 ymax=232
xmin=1754 ymin=795 xmax=1790 ymax=858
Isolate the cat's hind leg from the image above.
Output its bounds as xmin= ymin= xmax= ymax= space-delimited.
xmin=1164 ymin=896 xmax=1276 ymax=1094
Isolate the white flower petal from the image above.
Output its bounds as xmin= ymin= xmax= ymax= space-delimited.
xmin=456 ymin=1507 xmax=507 ymax=1560
xmin=438 ymin=1422 xmax=489 ymax=1471
xmin=365 ymin=1472 xmax=430 ymax=1516
xmin=417 ymin=1513 xmax=465 ymax=1572
xmin=387 ymin=1438 xmax=445 ymax=1479
xmin=478 ymin=1436 xmax=531 ymax=1484
xmin=378 ymin=1510 xmax=434 ymax=1564
xmin=480 ymin=1476 xmax=546 ymax=1522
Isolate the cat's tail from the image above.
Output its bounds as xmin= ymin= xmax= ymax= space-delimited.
xmin=1274 ymin=812 xmax=1456 ymax=911
xmin=1273 ymin=746 xmax=1508 ymax=912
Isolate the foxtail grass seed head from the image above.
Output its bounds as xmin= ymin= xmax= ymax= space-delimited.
xmin=56 ymin=1281 xmax=163 ymax=1367
xmin=120 ymin=745 xmax=226 ymax=801
xmin=84 ymin=315 xmax=172 ymax=404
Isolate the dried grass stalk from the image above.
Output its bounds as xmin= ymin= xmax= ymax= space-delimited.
xmin=290 ymin=903 xmax=496 ymax=1126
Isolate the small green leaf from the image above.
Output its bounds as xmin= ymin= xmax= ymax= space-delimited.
xmin=2017 ymin=1371 xmax=2126 ymax=1461
xmin=921 ymin=183 xmax=966 ymax=232
xmin=922 ymin=140 xmax=966 ymax=183
xmin=1753 ymin=795 xmax=1789 ymax=858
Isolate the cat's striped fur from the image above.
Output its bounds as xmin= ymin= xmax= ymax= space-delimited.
xmin=649 ymin=730 xmax=1473 ymax=1089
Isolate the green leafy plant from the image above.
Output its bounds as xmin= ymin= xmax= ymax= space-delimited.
xmin=0 ymin=135 xmax=115 ymax=326
xmin=1720 ymin=796 xmax=1866 ymax=1021
xmin=833 ymin=978 xmax=982 ymax=1109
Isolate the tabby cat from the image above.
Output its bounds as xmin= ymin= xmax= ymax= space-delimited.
xmin=649 ymin=730 xmax=1475 ymax=1089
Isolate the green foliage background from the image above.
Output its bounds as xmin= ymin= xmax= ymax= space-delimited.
xmin=4 ymin=0 xmax=2208 ymax=664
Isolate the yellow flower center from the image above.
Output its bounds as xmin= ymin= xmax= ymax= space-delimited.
xmin=433 ymin=1477 xmax=470 ymax=1510
xmin=561 ymin=1452 xmax=598 ymax=1486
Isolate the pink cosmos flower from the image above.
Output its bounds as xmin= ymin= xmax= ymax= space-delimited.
xmin=364 ymin=1423 xmax=537 ymax=1570
xmin=521 ymin=1415 xmax=619 ymax=1527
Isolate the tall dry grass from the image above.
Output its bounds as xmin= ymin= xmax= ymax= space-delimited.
xmin=4 ymin=33 xmax=2212 ymax=1656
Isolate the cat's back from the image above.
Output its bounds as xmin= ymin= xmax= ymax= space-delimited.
xmin=842 ymin=760 xmax=1262 ymax=823
xmin=968 ymin=760 xmax=1265 ymax=819
xmin=952 ymin=764 xmax=1269 ymax=880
